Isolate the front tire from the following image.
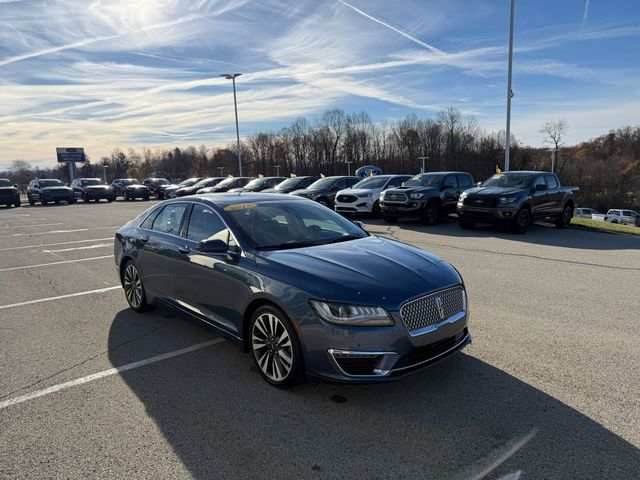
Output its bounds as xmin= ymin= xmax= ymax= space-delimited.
xmin=371 ymin=201 xmax=381 ymax=217
xmin=317 ymin=198 xmax=330 ymax=208
xmin=122 ymin=261 xmax=150 ymax=312
xmin=250 ymin=306 xmax=304 ymax=388
xmin=28 ymin=195 xmax=35 ymax=206
xmin=513 ymin=208 xmax=530 ymax=234
xmin=14 ymin=199 xmax=21 ymax=208
xmin=422 ymin=202 xmax=440 ymax=226
xmin=556 ymin=205 xmax=572 ymax=229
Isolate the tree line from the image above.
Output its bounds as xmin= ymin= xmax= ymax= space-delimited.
xmin=2 ymin=108 xmax=638 ymax=211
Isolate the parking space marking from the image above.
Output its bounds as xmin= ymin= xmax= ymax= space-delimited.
xmin=6 ymin=222 xmax=63 ymax=229
xmin=0 ymin=226 xmax=119 ymax=238
xmin=42 ymin=243 xmax=112 ymax=253
xmin=0 ymin=238 xmax=112 ymax=252
xmin=0 ymin=286 xmax=120 ymax=310
xmin=0 ymin=339 xmax=224 ymax=410
xmin=0 ymin=217 xmax=47 ymax=223
xmin=0 ymin=255 xmax=113 ymax=273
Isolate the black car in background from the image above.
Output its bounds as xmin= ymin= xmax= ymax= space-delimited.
xmin=231 ymin=176 xmax=285 ymax=193
xmin=27 ymin=178 xmax=75 ymax=205
xmin=164 ymin=177 xmax=204 ymax=199
xmin=290 ymin=176 xmax=360 ymax=208
xmin=142 ymin=178 xmax=171 ymax=199
xmin=175 ymin=177 xmax=225 ymax=197
xmin=111 ymin=178 xmax=150 ymax=201
xmin=262 ymin=176 xmax=319 ymax=193
xmin=71 ymin=178 xmax=115 ymax=203
xmin=0 ymin=178 xmax=21 ymax=207
xmin=380 ymin=172 xmax=474 ymax=225
xmin=197 ymin=177 xmax=254 ymax=193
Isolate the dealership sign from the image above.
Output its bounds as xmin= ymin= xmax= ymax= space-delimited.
xmin=56 ymin=147 xmax=86 ymax=163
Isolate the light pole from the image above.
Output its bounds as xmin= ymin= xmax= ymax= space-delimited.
xmin=345 ymin=160 xmax=354 ymax=176
xmin=504 ymin=0 xmax=515 ymax=172
xmin=273 ymin=164 xmax=281 ymax=176
xmin=217 ymin=166 xmax=225 ymax=177
xmin=418 ymin=156 xmax=430 ymax=173
xmin=221 ymin=73 xmax=243 ymax=176
xmin=548 ymin=148 xmax=559 ymax=173
xmin=102 ymin=165 xmax=108 ymax=183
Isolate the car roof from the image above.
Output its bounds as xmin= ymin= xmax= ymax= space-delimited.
xmin=417 ymin=171 xmax=470 ymax=175
xmin=189 ymin=192 xmax=307 ymax=206
xmin=494 ymin=170 xmax=548 ymax=175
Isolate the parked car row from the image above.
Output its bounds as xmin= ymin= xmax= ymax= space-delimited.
xmin=592 ymin=209 xmax=640 ymax=227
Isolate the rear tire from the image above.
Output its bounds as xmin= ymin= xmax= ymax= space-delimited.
xmin=383 ymin=215 xmax=398 ymax=223
xmin=317 ymin=198 xmax=330 ymax=208
xmin=28 ymin=196 xmax=35 ymax=206
xmin=371 ymin=201 xmax=381 ymax=217
xmin=14 ymin=199 xmax=21 ymax=208
xmin=83 ymin=193 xmax=89 ymax=203
xmin=422 ymin=202 xmax=440 ymax=226
xmin=250 ymin=305 xmax=304 ymax=388
xmin=41 ymin=199 xmax=47 ymax=206
xmin=458 ymin=218 xmax=476 ymax=229
xmin=512 ymin=208 xmax=530 ymax=234
xmin=122 ymin=261 xmax=150 ymax=312
xmin=556 ymin=205 xmax=572 ymax=229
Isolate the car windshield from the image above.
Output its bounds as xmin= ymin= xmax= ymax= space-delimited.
xmin=0 ymin=179 xmax=12 ymax=187
xmin=225 ymin=201 xmax=367 ymax=250
xmin=307 ymin=177 xmax=337 ymax=190
xmin=482 ymin=173 xmax=536 ymax=188
xmin=403 ymin=174 xmax=445 ymax=187
xmin=353 ymin=176 xmax=389 ymax=189
xmin=193 ymin=178 xmax=214 ymax=188
xmin=244 ymin=178 xmax=269 ymax=190
xmin=81 ymin=179 xmax=103 ymax=186
xmin=40 ymin=179 xmax=64 ymax=187
xmin=214 ymin=178 xmax=236 ymax=189
xmin=177 ymin=178 xmax=199 ymax=187
xmin=274 ymin=178 xmax=303 ymax=191
xmin=122 ymin=179 xmax=139 ymax=185
xmin=154 ymin=179 xmax=169 ymax=185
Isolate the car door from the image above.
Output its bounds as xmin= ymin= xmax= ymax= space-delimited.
xmin=327 ymin=178 xmax=347 ymax=204
xmin=531 ymin=176 xmax=550 ymax=218
xmin=455 ymin=174 xmax=473 ymax=205
xmin=71 ymin=179 xmax=83 ymax=199
xmin=171 ymin=202 xmax=253 ymax=337
xmin=544 ymin=174 xmax=562 ymax=214
xmin=441 ymin=174 xmax=459 ymax=212
xmin=135 ymin=202 xmax=189 ymax=302
xmin=31 ymin=181 xmax=41 ymax=202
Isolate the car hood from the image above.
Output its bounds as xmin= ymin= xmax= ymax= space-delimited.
xmin=85 ymin=185 xmax=110 ymax=190
xmin=228 ymin=187 xmax=244 ymax=192
xmin=338 ymin=188 xmax=378 ymax=196
xmin=256 ymin=236 xmax=461 ymax=309
xmin=0 ymin=186 xmax=17 ymax=192
xmin=388 ymin=186 xmax=439 ymax=195
xmin=291 ymin=188 xmax=323 ymax=197
xmin=261 ymin=188 xmax=277 ymax=193
xmin=464 ymin=186 xmax=528 ymax=197
xmin=42 ymin=186 xmax=71 ymax=191
xmin=126 ymin=184 xmax=147 ymax=189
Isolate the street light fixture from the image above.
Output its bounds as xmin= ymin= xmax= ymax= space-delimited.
xmin=217 ymin=166 xmax=226 ymax=177
xmin=345 ymin=160 xmax=354 ymax=176
xmin=102 ymin=165 xmax=109 ymax=183
xmin=273 ymin=164 xmax=281 ymax=176
xmin=418 ymin=156 xmax=430 ymax=173
xmin=220 ymin=73 xmax=243 ymax=177
xmin=547 ymin=148 xmax=559 ymax=173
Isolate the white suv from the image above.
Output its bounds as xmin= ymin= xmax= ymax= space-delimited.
xmin=606 ymin=209 xmax=640 ymax=226
xmin=334 ymin=174 xmax=411 ymax=216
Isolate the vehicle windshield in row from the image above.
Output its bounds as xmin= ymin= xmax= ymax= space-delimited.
xmin=177 ymin=178 xmax=200 ymax=187
xmin=353 ymin=176 xmax=389 ymax=190
xmin=122 ymin=179 xmax=140 ymax=185
xmin=224 ymin=201 xmax=367 ymax=250
xmin=403 ymin=174 xmax=445 ymax=187
xmin=274 ymin=178 xmax=302 ymax=191
xmin=40 ymin=179 xmax=64 ymax=187
xmin=193 ymin=178 xmax=216 ymax=188
xmin=244 ymin=178 xmax=271 ymax=190
xmin=482 ymin=173 xmax=536 ymax=188
xmin=81 ymin=179 xmax=104 ymax=186
xmin=0 ymin=179 xmax=13 ymax=187
xmin=307 ymin=177 xmax=336 ymax=190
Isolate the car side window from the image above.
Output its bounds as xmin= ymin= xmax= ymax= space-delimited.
xmin=346 ymin=178 xmax=359 ymax=188
xmin=546 ymin=175 xmax=558 ymax=189
xmin=443 ymin=175 xmax=457 ymax=188
xmin=333 ymin=179 xmax=346 ymax=190
xmin=186 ymin=204 xmax=228 ymax=243
xmin=151 ymin=203 xmax=187 ymax=235
xmin=387 ymin=177 xmax=405 ymax=188
xmin=456 ymin=174 xmax=472 ymax=188
xmin=534 ymin=176 xmax=547 ymax=190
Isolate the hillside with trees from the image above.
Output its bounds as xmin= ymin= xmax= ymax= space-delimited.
xmin=2 ymin=108 xmax=638 ymax=211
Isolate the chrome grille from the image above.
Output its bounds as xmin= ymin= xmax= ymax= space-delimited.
xmin=384 ymin=192 xmax=407 ymax=203
xmin=400 ymin=287 xmax=465 ymax=334
xmin=337 ymin=195 xmax=358 ymax=203
xmin=464 ymin=196 xmax=497 ymax=208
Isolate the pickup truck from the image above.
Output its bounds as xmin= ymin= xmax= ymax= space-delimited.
xmin=594 ymin=209 xmax=640 ymax=227
xmin=456 ymin=171 xmax=579 ymax=233
xmin=379 ymin=172 xmax=475 ymax=225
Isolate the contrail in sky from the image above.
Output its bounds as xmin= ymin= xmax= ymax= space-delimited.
xmin=338 ymin=0 xmax=445 ymax=55
xmin=582 ymin=0 xmax=590 ymax=27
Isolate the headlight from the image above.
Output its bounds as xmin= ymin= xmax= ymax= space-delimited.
xmin=310 ymin=300 xmax=394 ymax=326
xmin=410 ymin=193 xmax=424 ymax=199
xmin=498 ymin=196 xmax=517 ymax=204
xmin=356 ymin=192 xmax=373 ymax=198
xmin=459 ymin=191 xmax=469 ymax=200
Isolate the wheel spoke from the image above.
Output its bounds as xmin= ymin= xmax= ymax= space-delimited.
xmin=277 ymin=349 xmax=292 ymax=367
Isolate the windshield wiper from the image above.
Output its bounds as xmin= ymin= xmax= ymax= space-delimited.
xmin=255 ymin=240 xmax=320 ymax=251
xmin=326 ymin=235 xmax=363 ymax=244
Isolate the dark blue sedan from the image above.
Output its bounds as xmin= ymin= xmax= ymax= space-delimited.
xmin=114 ymin=193 xmax=471 ymax=387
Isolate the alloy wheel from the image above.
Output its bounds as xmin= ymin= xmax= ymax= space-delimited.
xmin=123 ymin=264 xmax=143 ymax=309
xmin=252 ymin=313 xmax=294 ymax=383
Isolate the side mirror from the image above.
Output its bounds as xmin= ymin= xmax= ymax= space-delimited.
xmin=476 ymin=182 xmax=482 ymax=187
xmin=14 ymin=184 xmax=18 ymax=188
xmin=198 ymin=239 xmax=229 ymax=253
xmin=353 ymin=220 xmax=366 ymax=231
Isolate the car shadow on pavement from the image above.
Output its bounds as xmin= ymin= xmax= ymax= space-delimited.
xmin=108 ymin=310 xmax=639 ymax=480
xmin=365 ymin=217 xmax=640 ymax=251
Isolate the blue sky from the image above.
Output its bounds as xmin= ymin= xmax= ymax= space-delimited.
xmin=1 ymin=0 xmax=639 ymax=168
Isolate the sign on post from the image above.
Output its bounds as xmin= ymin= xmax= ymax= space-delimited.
xmin=56 ymin=147 xmax=85 ymax=163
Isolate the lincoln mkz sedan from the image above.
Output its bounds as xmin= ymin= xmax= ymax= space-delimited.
xmin=114 ymin=194 xmax=471 ymax=387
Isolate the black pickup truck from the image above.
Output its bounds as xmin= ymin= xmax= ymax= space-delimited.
xmin=456 ymin=171 xmax=579 ymax=233
xmin=379 ymin=172 xmax=475 ymax=225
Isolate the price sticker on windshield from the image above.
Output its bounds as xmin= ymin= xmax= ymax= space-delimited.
xmin=413 ymin=174 xmax=422 ymax=180
xmin=224 ymin=203 xmax=257 ymax=211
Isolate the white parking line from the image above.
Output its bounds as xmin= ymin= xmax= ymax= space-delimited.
xmin=0 ymin=226 xmax=119 ymax=239
xmin=0 ymin=238 xmax=112 ymax=252
xmin=6 ymin=223 xmax=63 ymax=228
xmin=43 ymin=243 xmax=111 ymax=253
xmin=0 ymin=286 xmax=120 ymax=310
xmin=0 ymin=217 xmax=47 ymax=223
xmin=0 ymin=339 xmax=224 ymax=410
xmin=0 ymin=255 xmax=113 ymax=273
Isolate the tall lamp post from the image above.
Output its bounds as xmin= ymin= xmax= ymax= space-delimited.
xmin=418 ymin=156 xmax=430 ymax=173
xmin=504 ymin=0 xmax=515 ymax=172
xmin=273 ymin=164 xmax=281 ymax=176
xmin=345 ymin=160 xmax=354 ymax=176
xmin=102 ymin=165 xmax=109 ymax=183
xmin=221 ymin=73 xmax=243 ymax=177
xmin=548 ymin=148 xmax=559 ymax=173
xmin=217 ymin=166 xmax=226 ymax=177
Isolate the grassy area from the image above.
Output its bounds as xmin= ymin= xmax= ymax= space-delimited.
xmin=571 ymin=217 xmax=640 ymax=236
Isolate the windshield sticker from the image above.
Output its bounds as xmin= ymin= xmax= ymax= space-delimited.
xmin=413 ymin=174 xmax=422 ymax=180
xmin=224 ymin=203 xmax=257 ymax=211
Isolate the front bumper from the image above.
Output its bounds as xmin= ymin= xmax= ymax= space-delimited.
xmin=125 ymin=188 xmax=149 ymax=199
xmin=42 ymin=192 xmax=74 ymax=202
xmin=84 ymin=189 xmax=113 ymax=199
xmin=379 ymin=200 xmax=426 ymax=217
xmin=456 ymin=204 xmax=518 ymax=223
xmin=335 ymin=198 xmax=375 ymax=214
xmin=300 ymin=309 xmax=470 ymax=383
xmin=0 ymin=193 xmax=19 ymax=204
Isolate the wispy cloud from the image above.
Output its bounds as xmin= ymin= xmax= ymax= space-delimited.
xmin=583 ymin=0 xmax=590 ymax=27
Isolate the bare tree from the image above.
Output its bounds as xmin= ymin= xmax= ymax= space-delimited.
xmin=540 ymin=119 xmax=568 ymax=173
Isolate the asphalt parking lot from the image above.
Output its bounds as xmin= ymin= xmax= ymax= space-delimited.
xmin=0 ymin=200 xmax=638 ymax=479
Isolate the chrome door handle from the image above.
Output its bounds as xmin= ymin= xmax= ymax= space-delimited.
xmin=140 ymin=235 xmax=150 ymax=243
